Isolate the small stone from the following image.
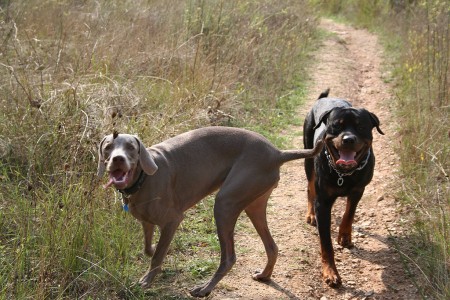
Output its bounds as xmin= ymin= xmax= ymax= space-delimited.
xmin=361 ymin=221 xmax=371 ymax=227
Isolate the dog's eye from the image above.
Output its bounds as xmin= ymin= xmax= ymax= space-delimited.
xmin=332 ymin=123 xmax=342 ymax=130
xmin=126 ymin=143 xmax=136 ymax=151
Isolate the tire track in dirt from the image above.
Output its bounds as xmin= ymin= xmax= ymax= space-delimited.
xmin=208 ymin=19 xmax=419 ymax=300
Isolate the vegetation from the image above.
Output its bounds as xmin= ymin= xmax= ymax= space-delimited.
xmin=318 ymin=0 xmax=449 ymax=298
xmin=0 ymin=0 xmax=317 ymax=298
xmin=2 ymin=0 xmax=447 ymax=299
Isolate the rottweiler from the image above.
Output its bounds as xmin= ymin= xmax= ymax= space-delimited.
xmin=303 ymin=88 xmax=384 ymax=287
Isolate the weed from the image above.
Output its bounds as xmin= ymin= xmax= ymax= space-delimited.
xmin=0 ymin=0 xmax=317 ymax=298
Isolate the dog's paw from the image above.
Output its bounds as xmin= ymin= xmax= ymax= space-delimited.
xmin=322 ymin=266 xmax=342 ymax=288
xmin=189 ymin=283 xmax=212 ymax=298
xmin=252 ymin=270 xmax=272 ymax=282
xmin=138 ymin=269 xmax=160 ymax=289
xmin=138 ymin=277 xmax=152 ymax=289
xmin=306 ymin=214 xmax=317 ymax=226
xmin=337 ymin=233 xmax=354 ymax=248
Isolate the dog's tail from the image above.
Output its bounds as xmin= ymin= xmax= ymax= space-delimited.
xmin=279 ymin=140 xmax=323 ymax=163
xmin=318 ymin=88 xmax=330 ymax=99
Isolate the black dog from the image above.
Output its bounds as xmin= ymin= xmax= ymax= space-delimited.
xmin=303 ymin=89 xmax=384 ymax=287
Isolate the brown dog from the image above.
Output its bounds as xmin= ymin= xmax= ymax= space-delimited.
xmin=97 ymin=126 xmax=323 ymax=297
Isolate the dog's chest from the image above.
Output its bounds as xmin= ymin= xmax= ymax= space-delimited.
xmin=316 ymin=156 xmax=374 ymax=197
xmin=128 ymin=194 xmax=182 ymax=226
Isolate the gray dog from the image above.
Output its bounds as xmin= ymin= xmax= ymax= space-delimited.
xmin=97 ymin=126 xmax=322 ymax=297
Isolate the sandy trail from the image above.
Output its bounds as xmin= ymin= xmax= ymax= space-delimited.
xmin=208 ymin=19 xmax=419 ymax=300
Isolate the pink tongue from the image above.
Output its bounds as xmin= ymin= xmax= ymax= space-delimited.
xmin=103 ymin=178 xmax=114 ymax=189
xmin=336 ymin=151 xmax=357 ymax=165
xmin=103 ymin=170 xmax=127 ymax=189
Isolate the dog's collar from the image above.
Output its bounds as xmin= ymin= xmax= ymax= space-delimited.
xmin=117 ymin=170 xmax=147 ymax=199
xmin=324 ymin=147 xmax=371 ymax=186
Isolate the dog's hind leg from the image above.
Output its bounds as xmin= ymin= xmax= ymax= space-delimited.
xmin=304 ymin=110 xmax=318 ymax=225
xmin=245 ymin=186 xmax=278 ymax=281
xmin=190 ymin=168 xmax=279 ymax=297
xmin=305 ymin=166 xmax=317 ymax=225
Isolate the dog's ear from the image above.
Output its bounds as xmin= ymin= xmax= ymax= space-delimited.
xmin=134 ymin=137 xmax=158 ymax=175
xmin=97 ymin=136 xmax=107 ymax=177
xmin=369 ymin=112 xmax=385 ymax=135
xmin=313 ymin=109 xmax=333 ymax=130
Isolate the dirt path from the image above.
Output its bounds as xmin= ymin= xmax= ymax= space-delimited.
xmin=208 ymin=19 xmax=419 ymax=299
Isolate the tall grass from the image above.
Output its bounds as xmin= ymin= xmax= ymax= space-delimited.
xmin=317 ymin=0 xmax=449 ymax=298
xmin=0 ymin=0 xmax=317 ymax=298
xmin=394 ymin=2 xmax=449 ymax=298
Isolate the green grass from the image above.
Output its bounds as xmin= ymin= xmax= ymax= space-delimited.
xmin=0 ymin=0 xmax=318 ymax=298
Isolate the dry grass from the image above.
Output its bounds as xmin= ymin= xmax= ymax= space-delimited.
xmin=0 ymin=0 xmax=317 ymax=298
xmin=393 ymin=2 xmax=449 ymax=298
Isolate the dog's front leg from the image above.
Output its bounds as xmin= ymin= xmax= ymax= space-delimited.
xmin=190 ymin=206 xmax=240 ymax=297
xmin=337 ymin=188 xmax=364 ymax=248
xmin=315 ymin=196 xmax=342 ymax=288
xmin=139 ymin=219 xmax=181 ymax=289
xmin=142 ymin=221 xmax=156 ymax=257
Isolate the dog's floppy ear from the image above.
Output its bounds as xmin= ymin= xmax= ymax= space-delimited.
xmin=134 ymin=137 xmax=158 ymax=175
xmin=313 ymin=109 xmax=333 ymax=130
xmin=369 ymin=112 xmax=384 ymax=135
xmin=97 ymin=136 xmax=107 ymax=177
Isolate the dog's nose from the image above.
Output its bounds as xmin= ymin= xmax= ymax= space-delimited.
xmin=342 ymin=135 xmax=356 ymax=144
xmin=112 ymin=155 xmax=125 ymax=163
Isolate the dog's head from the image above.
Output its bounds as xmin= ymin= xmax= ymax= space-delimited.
xmin=314 ymin=107 xmax=384 ymax=173
xmin=97 ymin=133 xmax=158 ymax=189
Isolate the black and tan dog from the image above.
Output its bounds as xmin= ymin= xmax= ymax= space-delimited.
xmin=303 ymin=89 xmax=384 ymax=287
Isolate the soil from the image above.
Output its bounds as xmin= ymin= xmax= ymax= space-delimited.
xmin=206 ymin=19 xmax=420 ymax=300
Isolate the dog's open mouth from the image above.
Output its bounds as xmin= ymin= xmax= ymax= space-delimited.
xmin=104 ymin=168 xmax=133 ymax=189
xmin=327 ymin=144 xmax=368 ymax=172
xmin=336 ymin=150 xmax=357 ymax=168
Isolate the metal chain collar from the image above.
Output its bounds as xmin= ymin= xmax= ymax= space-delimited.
xmin=324 ymin=147 xmax=371 ymax=186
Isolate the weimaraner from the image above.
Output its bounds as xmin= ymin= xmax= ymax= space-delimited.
xmin=97 ymin=126 xmax=322 ymax=297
